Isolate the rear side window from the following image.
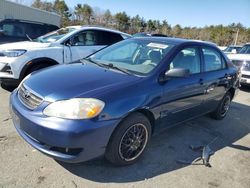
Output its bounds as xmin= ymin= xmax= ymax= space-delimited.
xmin=97 ymin=31 xmax=124 ymax=45
xmin=202 ymin=48 xmax=226 ymax=71
xmin=170 ymin=47 xmax=201 ymax=74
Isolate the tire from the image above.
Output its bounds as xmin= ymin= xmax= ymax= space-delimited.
xmin=25 ymin=63 xmax=51 ymax=77
xmin=210 ymin=92 xmax=232 ymax=120
xmin=105 ymin=112 xmax=152 ymax=166
xmin=0 ymin=82 xmax=16 ymax=92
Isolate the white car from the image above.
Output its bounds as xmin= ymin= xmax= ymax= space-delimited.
xmin=227 ymin=44 xmax=250 ymax=86
xmin=223 ymin=45 xmax=242 ymax=54
xmin=0 ymin=26 xmax=130 ymax=87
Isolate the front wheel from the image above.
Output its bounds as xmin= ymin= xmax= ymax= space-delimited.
xmin=210 ymin=92 xmax=232 ymax=120
xmin=105 ymin=112 xmax=151 ymax=166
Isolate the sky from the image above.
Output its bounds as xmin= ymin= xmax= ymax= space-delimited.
xmin=21 ymin=0 xmax=250 ymax=27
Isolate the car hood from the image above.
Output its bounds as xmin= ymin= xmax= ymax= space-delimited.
xmin=23 ymin=62 xmax=142 ymax=102
xmin=227 ymin=53 xmax=250 ymax=61
xmin=0 ymin=41 xmax=51 ymax=50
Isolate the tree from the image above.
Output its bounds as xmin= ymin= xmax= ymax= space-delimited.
xmin=31 ymin=0 xmax=42 ymax=9
xmin=104 ymin=9 xmax=112 ymax=26
xmin=130 ymin=15 xmax=145 ymax=33
xmin=53 ymin=0 xmax=71 ymax=26
xmin=74 ymin=4 xmax=83 ymax=21
xmin=172 ymin=24 xmax=182 ymax=37
xmin=115 ymin=12 xmax=130 ymax=32
xmin=82 ymin=4 xmax=93 ymax=24
xmin=147 ymin=19 xmax=156 ymax=32
xmin=32 ymin=0 xmax=54 ymax=12
xmin=161 ymin=20 xmax=171 ymax=36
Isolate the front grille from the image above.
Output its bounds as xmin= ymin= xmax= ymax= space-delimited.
xmin=18 ymin=84 xmax=43 ymax=110
xmin=242 ymin=74 xmax=250 ymax=79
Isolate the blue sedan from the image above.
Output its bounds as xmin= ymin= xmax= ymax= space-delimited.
xmin=10 ymin=37 xmax=239 ymax=165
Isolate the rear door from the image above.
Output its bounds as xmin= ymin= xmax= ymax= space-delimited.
xmin=200 ymin=47 xmax=230 ymax=112
xmin=160 ymin=46 xmax=206 ymax=127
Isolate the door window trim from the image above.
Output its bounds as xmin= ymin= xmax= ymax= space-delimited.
xmin=200 ymin=46 xmax=228 ymax=73
xmin=167 ymin=45 xmax=202 ymax=76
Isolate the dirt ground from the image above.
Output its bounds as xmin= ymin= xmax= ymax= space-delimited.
xmin=0 ymin=86 xmax=249 ymax=188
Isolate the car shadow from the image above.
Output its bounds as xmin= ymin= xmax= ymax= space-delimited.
xmin=0 ymin=83 xmax=16 ymax=92
xmin=240 ymin=85 xmax=250 ymax=92
xmin=58 ymin=101 xmax=250 ymax=183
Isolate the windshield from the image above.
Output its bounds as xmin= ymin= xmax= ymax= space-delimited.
xmin=239 ymin=45 xmax=250 ymax=54
xmin=90 ymin=39 xmax=175 ymax=75
xmin=34 ymin=27 xmax=76 ymax=43
xmin=224 ymin=46 xmax=242 ymax=53
xmin=242 ymin=61 xmax=250 ymax=71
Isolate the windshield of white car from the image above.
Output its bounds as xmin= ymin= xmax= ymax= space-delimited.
xmin=239 ymin=45 xmax=250 ymax=54
xmin=224 ymin=46 xmax=242 ymax=53
xmin=89 ymin=39 xmax=175 ymax=75
xmin=242 ymin=62 xmax=250 ymax=71
xmin=34 ymin=27 xmax=77 ymax=43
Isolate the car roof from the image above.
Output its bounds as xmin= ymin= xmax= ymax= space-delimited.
xmin=55 ymin=26 xmax=131 ymax=44
xmin=65 ymin=25 xmax=82 ymax=29
xmin=228 ymin=45 xmax=242 ymax=47
xmin=132 ymin=37 xmax=217 ymax=46
xmin=74 ymin=26 xmax=131 ymax=38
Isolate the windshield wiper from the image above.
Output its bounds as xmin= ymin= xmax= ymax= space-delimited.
xmin=105 ymin=63 xmax=133 ymax=75
xmin=26 ymin=34 xmax=33 ymax=42
xmin=82 ymin=58 xmax=133 ymax=75
xmin=81 ymin=58 xmax=107 ymax=68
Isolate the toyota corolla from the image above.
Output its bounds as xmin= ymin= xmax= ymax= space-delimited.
xmin=10 ymin=37 xmax=238 ymax=165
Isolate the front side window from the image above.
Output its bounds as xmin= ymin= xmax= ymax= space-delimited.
xmin=90 ymin=39 xmax=175 ymax=75
xmin=71 ymin=30 xmax=97 ymax=46
xmin=202 ymin=48 xmax=225 ymax=72
xmin=170 ymin=47 xmax=201 ymax=74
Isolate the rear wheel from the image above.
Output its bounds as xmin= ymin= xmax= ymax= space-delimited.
xmin=210 ymin=92 xmax=232 ymax=120
xmin=105 ymin=112 xmax=151 ymax=166
xmin=24 ymin=63 xmax=51 ymax=77
xmin=0 ymin=82 xmax=16 ymax=92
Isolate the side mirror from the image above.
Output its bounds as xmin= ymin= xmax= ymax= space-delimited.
xmin=65 ymin=38 xmax=74 ymax=46
xmin=231 ymin=49 xmax=237 ymax=54
xmin=160 ymin=68 xmax=190 ymax=82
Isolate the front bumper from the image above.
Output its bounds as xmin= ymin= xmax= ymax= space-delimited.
xmin=240 ymin=74 xmax=250 ymax=85
xmin=10 ymin=90 xmax=119 ymax=163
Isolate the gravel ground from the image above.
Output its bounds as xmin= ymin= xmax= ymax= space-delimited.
xmin=0 ymin=86 xmax=249 ymax=188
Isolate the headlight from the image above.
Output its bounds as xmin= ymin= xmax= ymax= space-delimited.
xmin=1 ymin=49 xmax=26 ymax=57
xmin=43 ymin=98 xmax=105 ymax=119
